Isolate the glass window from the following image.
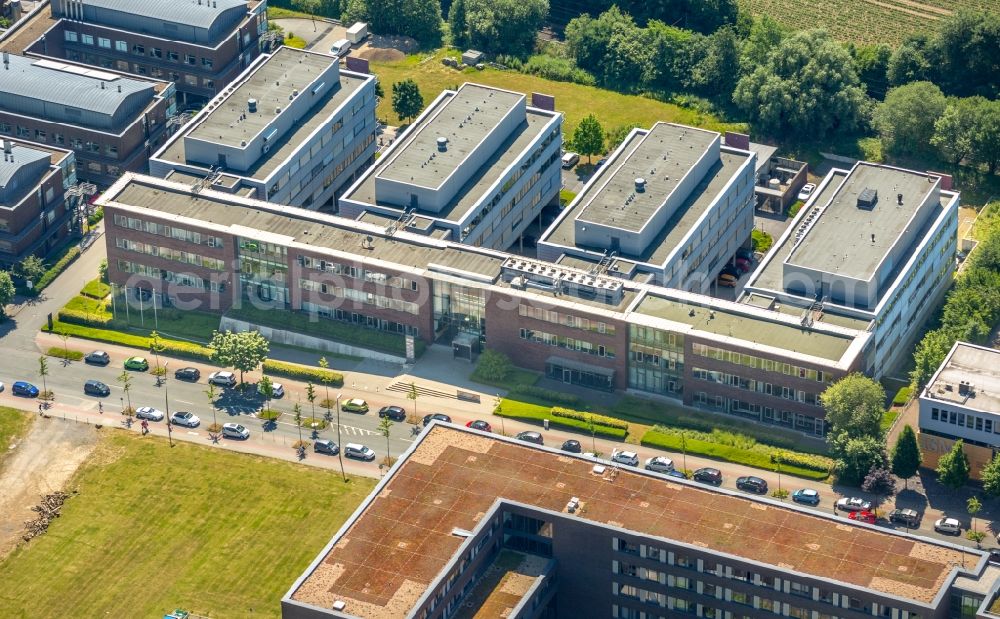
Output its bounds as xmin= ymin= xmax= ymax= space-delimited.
xmin=150 ymin=47 xmax=162 ymax=58
xmin=185 ymin=54 xmax=197 ymax=65
xmin=202 ymin=57 xmax=213 ymax=68
xmin=132 ymin=44 xmax=144 ymax=55
xmin=81 ymin=33 xmax=94 ymax=45
xmin=115 ymin=40 xmax=127 ymax=52
xmin=98 ymin=37 xmax=111 ymax=48
xmin=65 ymin=30 xmax=78 ymax=42
xmin=168 ymin=51 xmax=179 ymax=62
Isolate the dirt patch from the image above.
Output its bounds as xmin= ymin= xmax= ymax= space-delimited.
xmin=354 ymin=34 xmax=418 ymax=62
xmin=358 ymin=47 xmax=405 ymax=63
xmin=0 ymin=417 xmax=99 ymax=558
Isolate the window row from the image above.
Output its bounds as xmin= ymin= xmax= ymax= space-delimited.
xmin=115 ymin=238 xmax=226 ymax=270
xmin=300 ymin=302 xmax=419 ymax=337
xmin=113 ymin=214 xmax=224 ymax=248
xmin=692 ymin=343 xmax=831 ymax=382
xmin=116 ymin=260 xmax=222 ymax=291
xmin=63 ymin=31 xmax=215 ymax=68
xmin=519 ymin=328 xmax=615 ymax=359
xmin=931 ymin=407 xmax=997 ymax=434
xmin=691 ymin=367 xmax=819 ymax=406
xmin=517 ymin=303 xmax=614 ymax=335
xmin=299 ymin=256 xmax=419 ymax=292
xmin=299 ymin=280 xmax=420 ymax=315
xmin=0 ymin=125 xmax=120 ymax=157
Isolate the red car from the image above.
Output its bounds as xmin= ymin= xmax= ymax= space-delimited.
xmin=735 ymin=257 xmax=752 ymax=272
xmin=849 ymin=510 xmax=877 ymax=524
xmin=466 ymin=420 xmax=492 ymax=433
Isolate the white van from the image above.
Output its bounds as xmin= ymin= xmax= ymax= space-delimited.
xmin=561 ymin=152 xmax=580 ymax=169
xmin=330 ymin=38 xmax=352 ymax=57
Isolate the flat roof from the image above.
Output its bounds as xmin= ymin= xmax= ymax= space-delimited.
xmin=543 ymin=150 xmax=749 ymax=266
xmin=925 ymin=342 xmax=1000 ymax=414
xmin=377 ymin=84 xmax=524 ymax=190
xmin=289 ymin=425 xmax=978 ymax=616
xmin=635 ymin=293 xmax=855 ymax=361
xmin=105 ymin=177 xmax=504 ymax=279
xmin=453 ymin=551 xmax=548 ymax=619
xmin=576 ymin=123 xmax=717 ymax=232
xmin=786 ymin=164 xmax=939 ymax=281
xmin=341 ymin=88 xmax=558 ymax=222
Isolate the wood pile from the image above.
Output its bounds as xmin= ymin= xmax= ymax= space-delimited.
xmin=22 ymin=491 xmax=73 ymax=542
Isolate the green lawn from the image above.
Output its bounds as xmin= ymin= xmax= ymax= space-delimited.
xmin=80 ymin=279 xmax=111 ymax=300
xmin=371 ymin=50 xmax=745 ymax=138
xmin=0 ymin=407 xmax=32 ymax=471
xmin=0 ymin=433 xmax=374 ymax=618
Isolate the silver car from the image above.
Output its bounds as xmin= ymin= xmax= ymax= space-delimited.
xmin=644 ymin=456 xmax=675 ymax=474
xmin=170 ymin=411 xmax=201 ymax=428
xmin=221 ymin=423 xmax=249 ymax=439
xmin=344 ymin=443 xmax=375 ymax=461
xmin=135 ymin=406 xmax=164 ymax=421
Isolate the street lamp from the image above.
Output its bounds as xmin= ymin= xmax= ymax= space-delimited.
xmin=335 ymin=393 xmax=346 ymax=482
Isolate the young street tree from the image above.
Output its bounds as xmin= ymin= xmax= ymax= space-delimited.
xmin=259 ymin=375 xmax=274 ymax=417
xmin=407 ymin=382 xmax=418 ymax=419
xmin=209 ymin=330 xmax=269 ymax=385
xmin=205 ymin=383 xmax=219 ymax=432
xmin=18 ymin=255 xmax=45 ymax=286
xmin=890 ymin=424 xmax=922 ymax=489
xmin=573 ymin=114 xmax=605 ymax=163
xmin=967 ymin=496 xmax=985 ymax=546
xmin=0 ymin=270 xmax=15 ymax=319
xmin=306 ymin=382 xmax=318 ymax=431
xmin=293 ymin=402 xmax=304 ymax=446
xmin=378 ymin=413 xmax=393 ymax=465
xmin=982 ymin=453 xmax=1000 ymax=497
xmin=291 ymin=0 xmax=321 ymax=30
xmin=149 ymin=330 xmax=166 ymax=380
xmin=37 ymin=355 xmax=50 ymax=400
xmin=937 ymin=440 xmax=971 ymax=490
xmin=861 ymin=466 xmax=896 ymax=510
xmin=117 ymin=370 xmax=134 ymax=416
xmin=392 ymin=79 xmax=423 ymax=125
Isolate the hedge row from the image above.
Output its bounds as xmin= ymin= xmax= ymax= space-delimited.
xmin=892 ymin=386 xmax=913 ymax=407
xmin=509 ymin=385 xmax=584 ymax=408
xmin=44 ymin=320 xmax=213 ymax=362
xmin=46 ymin=347 xmax=83 ymax=361
xmin=495 ymin=399 xmax=627 ymax=439
xmin=263 ymin=359 xmax=344 ymax=387
xmin=80 ymin=279 xmax=111 ymax=300
xmin=551 ymin=407 xmax=628 ymax=430
xmin=58 ymin=308 xmax=113 ymax=327
xmin=29 ymin=246 xmax=81 ymax=295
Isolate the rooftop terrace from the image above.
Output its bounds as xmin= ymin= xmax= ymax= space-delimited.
xmin=289 ymin=425 xmax=978 ymax=617
xmin=925 ymin=342 xmax=1000 ymax=414
xmin=453 ymin=551 xmax=549 ymax=619
xmin=635 ymin=293 xmax=856 ymax=361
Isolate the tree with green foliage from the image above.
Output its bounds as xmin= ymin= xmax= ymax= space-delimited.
xmin=834 ymin=436 xmax=887 ymax=487
xmin=37 ymin=355 xmax=49 ymax=401
xmin=967 ymin=496 xmax=985 ymax=546
xmin=733 ymin=30 xmax=870 ymax=139
xmin=391 ymin=79 xmax=423 ymax=124
xmin=149 ymin=330 xmax=166 ymax=379
xmin=937 ymin=440 xmax=971 ymax=490
xmin=0 ymin=271 xmax=15 ymax=318
xmin=646 ymin=21 xmax=694 ymax=92
xmin=933 ymin=10 xmax=1000 ymax=98
xmin=378 ymin=413 xmax=394 ymax=463
xmin=98 ymin=259 xmax=109 ymax=284
xmin=874 ymin=82 xmax=947 ymax=156
xmin=342 ymin=0 xmax=442 ymax=47
xmin=687 ymin=26 xmax=740 ymax=99
xmin=293 ymin=401 xmax=304 ymax=446
xmin=739 ymin=14 xmax=784 ymax=72
xmin=456 ymin=0 xmax=547 ymax=58
xmin=209 ymin=330 xmax=270 ymax=385
xmin=205 ymin=383 xmax=219 ymax=431
xmin=887 ymin=34 xmax=936 ymax=87
xmin=890 ymin=425 xmax=921 ymax=489
xmin=862 ymin=466 xmax=896 ymax=509
xmin=291 ymin=0 xmax=321 ymax=30
xmin=849 ymin=43 xmax=891 ymax=99
xmin=566 ymin=7 xmax=647 ymax=91
xmin=117 ymin=370 xmax=133 ymax=415
xmin=259 ymin=375 xmax=274 ymax=417
xmin=18 ymin=255 xmax=45 ymax=286
xmin=604 ymin=123 xmax=641 ymax=152
xmin=932 ymin=96 xmax=987 ymax=165
xmin=970 ymin=100 xmax=1000 ymax=175
xmin=406 ymin=382 xmax=418 ymax=419
xmin=447 ymin=0 xmax=468 ymax=47
xmin=911 ymin=328 xmax=959 ymax=387
xmin=981 ymin=453 xmax=1000 ymax=498
xmin=306 ymin=382 xmax=317 ymax=430
xmin=476 ymin=349 xmax=512 ymax=382
xmin=821 ymin=373 xmax=886 ymax=444
xmin=573 ymin=114 xmax=605 ymax=163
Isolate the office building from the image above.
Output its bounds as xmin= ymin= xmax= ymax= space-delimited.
xmin=537 ymin=123 xmax=756 ymax=291
xmin=150 ymin=46 xmax=377 ymax=209
xmin=918 ymin=341 xmax=1000 ymax=479
xmin=742 ymin=162 xmax=959 ymax=375
xmin=339 ymin=83 xmax=562 ymax=251
xmin=282 ymin=423 xmax=994 ymax=619
xmin=0 ymin=0 xmax=266 ymax=104
xmin=0 ymin=53 xmax=174 ymax=186
xmin=0 ymin=137 xmax=77 ymax=268
xmin=99 ymin=174 xmax=874 ymax=435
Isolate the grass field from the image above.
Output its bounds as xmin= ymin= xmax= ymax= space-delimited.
xmin=370 ymin=50 xmax=745 ymax=139
xmin=738 ymin=0 xmax=996 ymax=47
xmin=0 ymin=433 xmax=374 ymax=618
xmin=0 ymin=407 xmax=31 ymax=470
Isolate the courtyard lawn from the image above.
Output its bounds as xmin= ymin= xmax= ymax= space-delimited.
xmin=0 ymin=433 xmax=374 ymax=618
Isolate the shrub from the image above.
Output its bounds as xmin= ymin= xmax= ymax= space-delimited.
xmin=80 ymin=279 xmax=111 ymax=300
xmin=32 ymin=246 xmax=81 ymax=294
xmin=262 ymin=359 xmax=344 ymax=386
xmin=87 ymin=206 xmax=104 ymax=227
xmin=508 ymin=385 xmax=582 ymax=407
xmin=46 ymin=347 xmax=83 ymax=361
xmin=892 ymin=386 xmax=913 ymax=407
xmin=787 ymin=200 xmax=805 ymax=218
xmin=474 ymin=349 xmax=513 ymax=382
xmin=751 ymin=229 xmax=773 ymax=253
xmin=495 ymin=399 xmax=627 ymax=439
xmin=521 ymin=54 xmax=596 ymax=86
xmin=58 ymin=308 xmax=113 ymax=327
xmin=550 ymin=407 xmax=628 ymax=430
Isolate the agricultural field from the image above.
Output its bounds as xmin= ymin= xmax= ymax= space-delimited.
xmin=738 ymin=0 xmax=997 ymax=47
xmin=370 ymin=50 xmax=745 ymax=139
xmin=0 ymin=433 xmax=374 ymax=618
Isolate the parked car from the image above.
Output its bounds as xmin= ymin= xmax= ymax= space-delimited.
xmin=736 ymin=247 xmax=755 ymax=261
xmin=314 ymin=439 xmax=339 ymax=455
xmin=83 ymin=379 xmax=111 ymax=397
xmin=342 ymin=398 xmax=369 ymax=413
xmin=888 ymin=508 xmax=921 ymax=528
xmin=208 ymin=371 xmax=237 ymax=387
xmin=849 ymin=510 xmax=877 ymax=525
xmin=379 ymin=406 xmax=407 ymax=421
xmin=666 ymin=470 xmax=687 ymax=479
xmin=516 ymin=431 xmax=543 ymax=445
xmin=422 ymin=413 xmax=452 ymax=426
xmin=258 ymin=381 xmax=284 ymax=398
xmin=693 ymin=467 xmax=723 ymax=486
xmin=466 ymin=420 xmax=492 ymax=432
xmin=989 ymin=549 xmax=1000 ymax=565
xmin=934 ymin=517 xmax=961 ymax=535
xmin=595 ymin=157 xmax=608 ymax=169
xmin=611 ymin=450 xmax=639 ymax=467
xmin=123 ymin=356 xmax=149 ymax=371
xmin=791 ymin=488 xmax=820 ymax=506
xmin=12 ymin=381 xmax=39 ymax=397
xmin=221 ymin=423 xmax=250 ymax=440
xmin=644 ymin=456 xmax=675 ymax=474
xmin=344 ymin=443 xmax=376 ymax=461
xmin=835 ymin=497 xmax=873 ymax=512
xmin=717 ymin=273 xmax=738 ymax=288
xmin=174 ymin=367 xmax=201 ymax=382
xmin=170 ymin=411 xmax=200 ymax=428
xmin=135 ymin=406 xmax=165 ymax=421
xmin=797 ymin=183 xmax=816 ymax=202
xmin=721 ymin=264 xmax=743 ymax=277
xmin=735 ymin=256 xmax=752 ymax=272
xmin=84 ymin=350 xmax=111 ymax=366
xmin=0 ymin=381 xmax=5 ymax=392
xmin=561 ymin=152 xmax=580 ymax=168
xmin=561 ymin=439 xmax=582 ymax=453
xmin=736 ymin=476 xmax=768 ymax=494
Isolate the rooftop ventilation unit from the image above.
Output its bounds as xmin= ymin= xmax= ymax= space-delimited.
xmin=247 ymin=98 xmax=257 ymax=113
xmin=857 ymin=188 xmax=878 ymax=210
xmin=436 ymin=136 xmax=448 ymax=152
xmin=635 ymin=178 xmax=646 ymax=193
xmin=897 ymin=192 xmax=903 ymax=206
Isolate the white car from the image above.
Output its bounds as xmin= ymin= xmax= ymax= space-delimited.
xmin=0 ymin=381 xmax=5 ymax=392
xmin=208 ymin=371 xmax=236 ymax=387
xmin=835 ymin=497 xmax=873 ymax=512
xmin=135 ymin=406 xmax=165 ymax=421
xmin=644 ymin=456 xmax=675 ymax=474
xmin=611 ymin=450 xmax=639 ymax=467
xmin=170 ymin=411 xmax=201 ymax=427
xmin=934 ymin=517 xmax=961 ymax=535
xmin=258 ymin=381 xmax=284 ymax=398
xmin=221 ymin=423 xmax=250 ymax=440
xmin=797 ymin=183 xmax=816 ymax=202
xmin=344 ymin=443 xmax=375 ymax=461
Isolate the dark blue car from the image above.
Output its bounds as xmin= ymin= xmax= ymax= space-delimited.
xmin=12 ymin=381 xmax=39 ymax=398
